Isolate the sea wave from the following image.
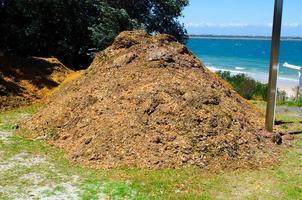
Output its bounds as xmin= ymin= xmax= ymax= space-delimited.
xmin=234 ymin=67 xmax=246 ymax=70
xmin=278 ymin=76 xmax=299 ymax=82
xmin=206 ymin=65 xmax=222 ymax=72
xmin=206 ymin=65 xmax=254 ymax=76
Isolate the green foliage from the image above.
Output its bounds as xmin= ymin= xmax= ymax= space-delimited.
xmin=216 ymin=71 xmax=268 ymax=100
xmin=108 ymin=0 xmax=189 ymax=43
xmin=277 ymin=98 xmax=302 ymax=107
xmin=0 ymin=0 xmax=188 ymax=68
xmin=0 ymin=0 xmax=133 ymax=67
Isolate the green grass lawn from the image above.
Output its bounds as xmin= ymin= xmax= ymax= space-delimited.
xmin=0 ymin=105 xmax=302 ymax=199
xmin=277 ymin=99 xmax=302 ymax=108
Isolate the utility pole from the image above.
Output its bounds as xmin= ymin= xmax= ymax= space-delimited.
xmin=265 ymin=0 xmax=284 ymax=132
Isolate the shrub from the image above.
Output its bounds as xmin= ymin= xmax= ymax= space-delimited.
xmin=216 ymin=71 xmax=268 ymax=101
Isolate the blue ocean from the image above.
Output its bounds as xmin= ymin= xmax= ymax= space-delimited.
xmin=186 ymin=38 xmax=302 ymax=83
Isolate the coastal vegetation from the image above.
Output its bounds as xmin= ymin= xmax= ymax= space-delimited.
xmin=216 ymin=71 xmax=268 ymax=100
xmin=277 ymin=98 xmax=302 ymax=107
xmin=216 ymin=70 xmax=302 ymax=107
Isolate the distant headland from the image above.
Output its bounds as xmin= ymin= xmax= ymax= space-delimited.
xmin=188 ymin=35 xmax=302 ymax=41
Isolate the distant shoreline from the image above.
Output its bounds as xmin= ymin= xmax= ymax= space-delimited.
xmin=188 ymin=35 xmax=302 ymax=41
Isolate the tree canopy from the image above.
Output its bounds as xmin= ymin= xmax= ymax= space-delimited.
xmin=108 ymin=0 xmax=189 ymax=42
xmin=0 ymin=0 xmax=188 ymax=68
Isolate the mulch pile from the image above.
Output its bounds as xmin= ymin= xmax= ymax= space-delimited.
xmin=21 ymin=31 xmax=279 ymax=169
xmin=0 ymin=56 xmax=74 ymax=111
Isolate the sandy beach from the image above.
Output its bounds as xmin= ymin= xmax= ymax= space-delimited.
xmin=249 ymin=74 xmax=299 ymax=98
xmin=277 ymin=79 xmax=299 ymax=97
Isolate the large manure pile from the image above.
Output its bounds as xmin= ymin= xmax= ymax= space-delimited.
xmin=22 ymin=31 xmax=277 ymax=169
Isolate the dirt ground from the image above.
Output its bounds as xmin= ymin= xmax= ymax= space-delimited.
xmin=0 ymin=55 xmax=77 ymax=111
xmin=21 ymin=31 xmax=281 ymax=169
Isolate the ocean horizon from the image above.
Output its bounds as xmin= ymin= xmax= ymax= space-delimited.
xmin=186 ymin=38 xmax=302 ymax=90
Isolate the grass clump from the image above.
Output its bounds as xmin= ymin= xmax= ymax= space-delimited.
xmin=277 ymin=98 xmax=302 ymax=107
xmin=0 ymin=104 xmax=41 ymax=131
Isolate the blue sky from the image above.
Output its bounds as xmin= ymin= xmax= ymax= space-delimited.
xmin=180 ymin=0 xmax=302 ymax=36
